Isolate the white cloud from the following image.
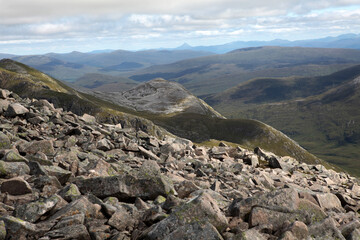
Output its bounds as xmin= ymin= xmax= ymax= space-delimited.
xmin=0 ymin=0 xmax=360 ymax=54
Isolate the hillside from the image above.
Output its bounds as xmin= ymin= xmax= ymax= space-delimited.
xmin=0 ymin=87 xmax=358 ymax=239
xmin=74 ymin=73 xmax=138 ymax=92
xmin=0 ymin=59 xmax=321 ymax=165
xmin=130 ymin=46 xmax=360 ymax=95
xmin=205 ymin=65 xmax=360 ymax=176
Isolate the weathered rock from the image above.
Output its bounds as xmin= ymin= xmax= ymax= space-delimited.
xmin=0 ymin=220 xmax=5 ymax=240
xmin=108 ymin=206 xmax=137 ymax=232
xmin=0 ymin=132 xmax=10 ymax=150
xmin=176 ymin=180 xmax=201 ymax=198
xmin=3 ymin=149 xmax=28 ymax=163
xmin=231 ymin=228 xmax=266 ymax=240
xmin=0 ymin=216 xmax=37 ymax=239
xmin=6 ymin=103 xmax=29 ymax=117
xmin=15 ymin=194 xmax=62 ymax=223
xmin=43 ymin=165 xmax=72 ymax=185
xmin=74 ymin=172 xmax=174 ymax=201
xmin=53 ymin=213 xmax=85 ymax=229
xmin=1 ymin=177 xmax=32 ymax=195
xmin=23 ymin=140 xmax=55 ymax=156
xmin=315 ymin=193 xmax=342 ymax=211
xmin=58 ymin=183 xmax=81 ymax=202
xmin=139 ymin=192 xmax=228 ymax=239
xmin=44 ymin=224 xmax=91 ymax=240
xmin=308 ymin=217 xmax=346 ymax=240
xmin=97 ymin=138 xmax=112 ymax=151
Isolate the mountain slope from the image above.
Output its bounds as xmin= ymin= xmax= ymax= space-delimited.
xmin=205 ymin=65 xmax=360 ymax=175
xmin=130 ymin=46 xmax=360 ymax=95
xmin=0 ymin=59 xmax=322 ymax=165
xmin=90 ymin=78 xmax=224 ymax=117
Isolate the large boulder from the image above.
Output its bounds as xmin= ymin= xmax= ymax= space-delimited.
xmin=139 ymin=192 xmax=228 ymax=239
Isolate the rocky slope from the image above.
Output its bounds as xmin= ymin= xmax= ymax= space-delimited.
xmin=91 ymin=78 xmax=224 ymax=117
xmin=0 ymin=88 xmax=359 ymax=239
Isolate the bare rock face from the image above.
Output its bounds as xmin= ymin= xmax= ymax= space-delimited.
xmin=0 ymin=87 xmax=358 ymax=240
xmin=91 ymin=78 xmax=225 ymax=118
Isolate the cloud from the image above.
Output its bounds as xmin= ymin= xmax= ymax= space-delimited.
xmin=0 ymin=0 xmax=360 ymax=54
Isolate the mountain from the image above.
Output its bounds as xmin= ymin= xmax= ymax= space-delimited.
xmin=0 ymin=59 xmax=321 ymax=165
xmin=130 ymin=46 xmax=360 ymax=95
xmin=90 ymin=78 xmax=224 ymax=117
xmin=173 ymin=33 xmax=360 ymax=53
xmin=0 ymin=85 xmax=358 ymax=239
xmin=205 ymin=65 xmax=360 ymax=176
xmin=10 ymin=49 xmax=214 ymax=83
xmin=73 ymin=73 xmax=138 ymax=92
xmin=11 ymin=55 xmax=99 ymax=82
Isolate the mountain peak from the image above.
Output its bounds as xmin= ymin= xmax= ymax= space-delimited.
xmin=176 ymin=43 xmax=193 ymax=50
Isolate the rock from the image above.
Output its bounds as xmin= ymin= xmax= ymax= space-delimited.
xmin=108 ymin=206 xmax=137 ymax=232
xmin=80 ymin=113 xmax=96 ymax=124
xmin=97 ymin=138 xmax=112 ymax=151
xmin=74 ymin=171 xmax=174 ymax=201
xmin=139 ymin=192 xmax=228 ymax=239
xmin=138 ymin=146 xmax=161 ymax=161
xmin=0 ymin=221 xmax=5 ymax=240
xmin=4 ymin=149 xmax=28 ymax=163
xmin=47 ymin=196 xmax=100 ymax=221
xmin=23 ymin=140 xmax=55 ymax=156
xmin=58 ymin=184 xmax=81 ymax=202
xmin=0 ymin=216 xmax=37 ymax=239
xmin=43 ymin=165 xmax=72 ymax=185
xmin=339 ymin=220 xmax=360 ymax=239
xmin=162 ymin=222 xmax=224 ymax=240
xmin=44 ymin=224 xmax=91 ymax=240
xmin=15 ymin=194 xmax=62 ymax=223
xmin=176 ymin=180 xmax=201 ymax=198
xmin=243 ymin=154 xmax=259 ymax=167
xmin=53 ymin=213 xmax=85 ymax=229
xmin=308 ymin=217 xmax=346 ymax=240
xmin=1 ymin=177 xmax=32 ymax=195
xmin=0 ymin=132 xmax=10 ymax=150
xmin=232 ymin=228 xmax=266 ymax=240
xmin=315 ymin=193 xmax=342 ymax=211
xmin=348 ymin=229 xmax=360 ymax=240
xmin=287 ymin=221 xmax=308 ymax=240
xmin=6 ymin=103 xmax=29 ymax=116
xmin=229 ymin=188 xmax=299 ymax=219
xmin=0 ymin=160 xmax=30 ymax=178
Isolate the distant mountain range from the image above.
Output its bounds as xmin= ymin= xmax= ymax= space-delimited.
xmin=171 ymin=33 xmax=360 ymax=53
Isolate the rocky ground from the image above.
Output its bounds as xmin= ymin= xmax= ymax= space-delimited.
xmin=0 ymin=88 xmax=359 ymax=240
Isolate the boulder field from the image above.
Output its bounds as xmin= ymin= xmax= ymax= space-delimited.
xmin=0 ymin=88 xmax=358 ymax=239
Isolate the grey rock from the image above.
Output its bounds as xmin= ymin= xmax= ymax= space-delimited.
xmin=15 ymin=194 xmax=61 ymax=223
xmin=1 ymin=177 xmax=32 ymax=195
xmin=58 ymin=184 xmax=81 ymax=202
xmin=139 ymin=192 xmax=228 ymax=239
xmin=0 ymin=160 xmax=30 ymax=178
xmin=315 ymin=193 xmax=342 ymax=211
xmin=6 ymin=103 xmax=29 ymax=117
xmin=0 ymin=220 xmax=5 ymax=240
xmin=0 ymin=132 xmax=10 ymax=150
xmin=0 ymin=216 xmax=37 ymax=239
xmin=44 ymin=224 xmax=91 ymax=240
xmin=43 ymin=165 xmax=72 ymax=185
xmin=308 ymin=217 xmax=346 ymax=240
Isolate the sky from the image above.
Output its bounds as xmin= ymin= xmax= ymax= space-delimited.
xmin=1 ymin=0 xmax=360 ymax=55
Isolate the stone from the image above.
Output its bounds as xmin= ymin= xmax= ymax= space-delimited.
xmin=139 ymin=192 xmax=228 ymax=239
xmin=287 ymin=221 xmax=308 ymax=240
xmin=44 ymin=224 xmax=91 ymax=240
xmin=4 ymin=149 xmax=28 ymax=163
xmin=162 ymin=222 xmax=224 ymax=240
xmin=43 ymin=166 xmax=72 ymax=185
xmin=0 ymin=132 xmax=10 ymax=150
xmin=0 ymin=220 xmax=5 ymax=240
xmin=138 ymin=146 xmax=161 ymax=161
xmin=97 ymin=138 xmax=112 ymax=151
xmin=74 ymin=171 xmax=175 ymax=201
xmin=47 ymin=197 xmax=100 ymax=221
xmin=0 ymin=160 xmax=30 ymax=178
xmin=243 ymin=154 xmax=259 ymax=167
xmin=23 ymin=140 xmax=55 ymax=156
xmin=176 ymin=180 xmax=201 ymax=198
xmin=0 ymin=216 xmax=37 ymax=239
xmin=348 ymin=229 xmax=360 ymax=240
xmin=233 ymin=228 xmax=267 ymax=240
xmin=1 ymin=177 xmax=32 ymax=195
xmin=58 ymin=184 xmax=81 ymax=202
xmin=15 ymin=194 xmax=62 ymax=223
xmin=308 ymin=218 xmax=346 ymax=240
xmin=53 ymin=213 xmax=85 ymax=229
xmin=80 ymin=113 xmax=96 ymax=124
xmin=315 ymin=193 xmax=342 ymax=211
xmin=108 ymin=206 xmax=137 ymax=232
xmin=6 ymin=103 xmax=29 ymax=117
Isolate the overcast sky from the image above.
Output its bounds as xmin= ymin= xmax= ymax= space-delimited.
xmin=1 ymin=0 xmax=360 ymax=54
